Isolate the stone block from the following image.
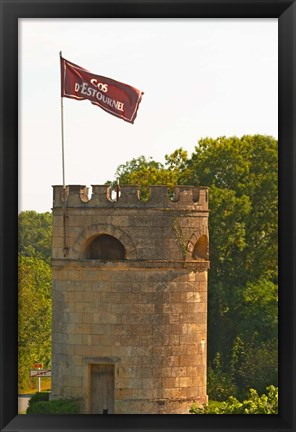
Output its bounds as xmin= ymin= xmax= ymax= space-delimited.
xmin=120 ymin=335 xmax=152 ymax=347
xmin=143 ymin=378 xmax=162 ymax=389
xmin=164 ymin=303 xmax=188 ymax=314
xmin=152 ymin=346 xmax=169 ymax=357
xmin=75 ymin=302 xmax=95 ymax=313
xmin=141 ymin=367 xmax=154 ymax=378
xmin=130 ymin=345 xmax=153 ymax=357
xmin=91 ymin=323 xmax=107 ymax=335
xmin=69 ymin=270 xmax=82 ymax=281
xmin=179 ymin=356 xmax=194 ymax=367
xmin=195 ymin=271 xmax=208 ymax=282
xmin=186 ymin=346 xmax=200 ymax=356
xmin=100 ymin=335 xmax=119 ymax=346
xmin=186 ymin=387 xmax=200 ymax=399
xmin=181 ymin=323 xmax=199 ymax=334
xmin=121 ymin=314 xmax=150 ymax=325
xmin=66 ymin=323 xmax=92 ymax=334
xmin=74 ymin=345 xmax=92 ymax=356
xmin=163 ymin=334 xmax=180 ymax=346
xmin=166 ymin=356 xmax=180 ymax=367
xmin=179 ymin=313 xmax=199 ymax=324
xmin=93 ymin=313 xmax=119 ymax=324
xmin=119 ymin=293 xmax=142 ymax=304
xmin=163 ymin=377 xmax=180 ymax=388
xmin=115 ymin=388 xmax=134 ymax=399
xmin=68 ymin=333 xmax=83 ymax=345
xmin=65 ymin=312 xmax=82 ymax=324
xmin=169 ymin=387 xmax=187 ymax=399
xmin=171 ymin=366 xmax=187 ymax=377
xmin=90 ymin=334 xmax=101 ymax=346
xmin=82 ymin=334 xmax=92 ymax=345
xmin=180 ymin=333 xmax=199 ymax=345
xmin=82 ymin=313 xmax=94 ymax=323
xmin=118 ymin=366 xmax=141 ymax=379
xmin=164 ymin=313 xmax=180 ymax=324
xmin=91 ymin=345 xmax=112 ymax=357
xmin=179 ymin=376 xmax=193 ymax=388
xmin=116 ymin=378 xmax=142 ymax=389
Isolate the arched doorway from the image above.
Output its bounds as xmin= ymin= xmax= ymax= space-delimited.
xmin=85 ymin=234 xmax=126 ymax=260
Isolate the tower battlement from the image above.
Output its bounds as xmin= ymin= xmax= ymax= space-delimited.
xmin=51 ymin=182 xmax=209 ymax=414
xmin=52 ymin=185 xmax=209 ymax=210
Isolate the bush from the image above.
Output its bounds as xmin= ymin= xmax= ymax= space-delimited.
xmin=207 ymin=352 xmax=238 ymax=401
xmin=28 ymin=392 xmax=50 ymax=406
xmin=234 ymin=339 xmax=278 ymax=396
xmin=26 ymin=399 xmax=80 ymax=414
xmin=207 ymin=364 xmax=238 ymax=401
xmin=190 ymin=386 xmax=278 ymax=414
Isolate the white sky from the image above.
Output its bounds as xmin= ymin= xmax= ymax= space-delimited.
xmin=19 ymin=19 xmax=278 ymax=213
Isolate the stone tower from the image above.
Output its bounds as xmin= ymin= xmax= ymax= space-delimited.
xmin=51 ymin=184 xmax=209 ymax=414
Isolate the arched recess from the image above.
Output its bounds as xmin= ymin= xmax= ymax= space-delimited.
xmin=83 ymin=234 xmax=126 ymax=260
xmin=186 ymin=231 xmax=209 ymax=261
xmin=71 ymin=223 xmax=137 ymax=260
xmin=192 ymin=235 xmax=209 ymax=260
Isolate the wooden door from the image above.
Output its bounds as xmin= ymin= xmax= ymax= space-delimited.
xmin=90 ymin=364 xmax=115 ymax=414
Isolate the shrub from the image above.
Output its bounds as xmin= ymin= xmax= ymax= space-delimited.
xmin=26 ymin=399 xmax=80 ymax=414
xmin=207 ymin=352 xmax=238 ymax=401
xmin=235 ymin=339 xmax=278 ymax=396
xmin=28 ymin=392 xmax=50 ymax=406
xmin=190 ymin=386 xmax=278 ymax=414
xmin=207 ymin=364 xmax=238 ymax=401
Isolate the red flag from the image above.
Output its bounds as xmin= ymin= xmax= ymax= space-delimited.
xmin=60 ymin=56 xmax=144 ymax=124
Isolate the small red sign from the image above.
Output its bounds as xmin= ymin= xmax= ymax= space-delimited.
xmin=30 ymin=369 xmax=51 ymax=378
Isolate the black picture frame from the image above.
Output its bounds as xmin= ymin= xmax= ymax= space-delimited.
xmin=0 ymin=1 xmax=295 ymax=431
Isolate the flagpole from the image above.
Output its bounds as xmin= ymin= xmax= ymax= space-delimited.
xmin=60 ymin=51 xmax=68 ymax=257
xmin=60 ymin=51 xmax=66 ymax=189
xmin=61 ymin=97 xmax=66 ymax=188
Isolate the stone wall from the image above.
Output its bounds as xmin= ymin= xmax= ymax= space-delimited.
xmin=51 ymin=185 xmax=209 ymax=414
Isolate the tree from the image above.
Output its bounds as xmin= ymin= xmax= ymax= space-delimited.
xmin=182 ymin=135 xmax=278 ymax=284
xmin=18 ymin=255 xmax=52 ymax=392
xmin=111 ymin=154 xmax=183 ymax=199
xmin=181 ymin=136 xmax=278 ymax=377
xmin=18 ymin=211 xmax=52 ymax=262
xmin=111 ymin=135 xmax=278 ymax=397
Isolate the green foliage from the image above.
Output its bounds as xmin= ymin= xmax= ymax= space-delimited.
xmin=18 ymin=211 xmax=52 ymax=391
xmin=110 ymin=153 xmax=184 ymax=200
xmin=207 ymin=353 xmax=238 ymax=401
xmin=18 ymin=255 xmax=52 ymax=392
xmin=181 ymin=135 xmax=278 ymax=396
xmin=239 ymin=279 xmax=278 ymax=342
xmin=190 ymin=386 xmax=278 ymax=414
xmin=18 ymin=211 xmax=52 ymax=262
xmin=111 ymin=135 xmax=278 ymax=398
xmin=28 ymin=392 xmax=50 ymax=406
xmin=232 ymin=339 xmax=278 ymax=397
xmin=184 ymin=135 xmax=278 ymax=285
xmin=26 ymin=399 xmax=80 ymax=414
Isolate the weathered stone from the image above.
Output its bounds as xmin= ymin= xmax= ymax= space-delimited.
xmin=51 ymin=184 xmax=209 ymax=414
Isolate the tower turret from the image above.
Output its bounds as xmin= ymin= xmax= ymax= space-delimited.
xmin=51 ymin=184 xmax=209 ymax=414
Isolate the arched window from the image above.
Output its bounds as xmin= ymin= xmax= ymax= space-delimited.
xmin=192 ymin=235 xmax=208 ymax=260
xmin=85 ymin=234 xmax=126 ymax=260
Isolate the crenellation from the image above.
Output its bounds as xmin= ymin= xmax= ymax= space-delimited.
xmin=52 ymin=184 xmax=209 ymax=210
xmin=90 ymin=185 xmax=113 ymax=206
